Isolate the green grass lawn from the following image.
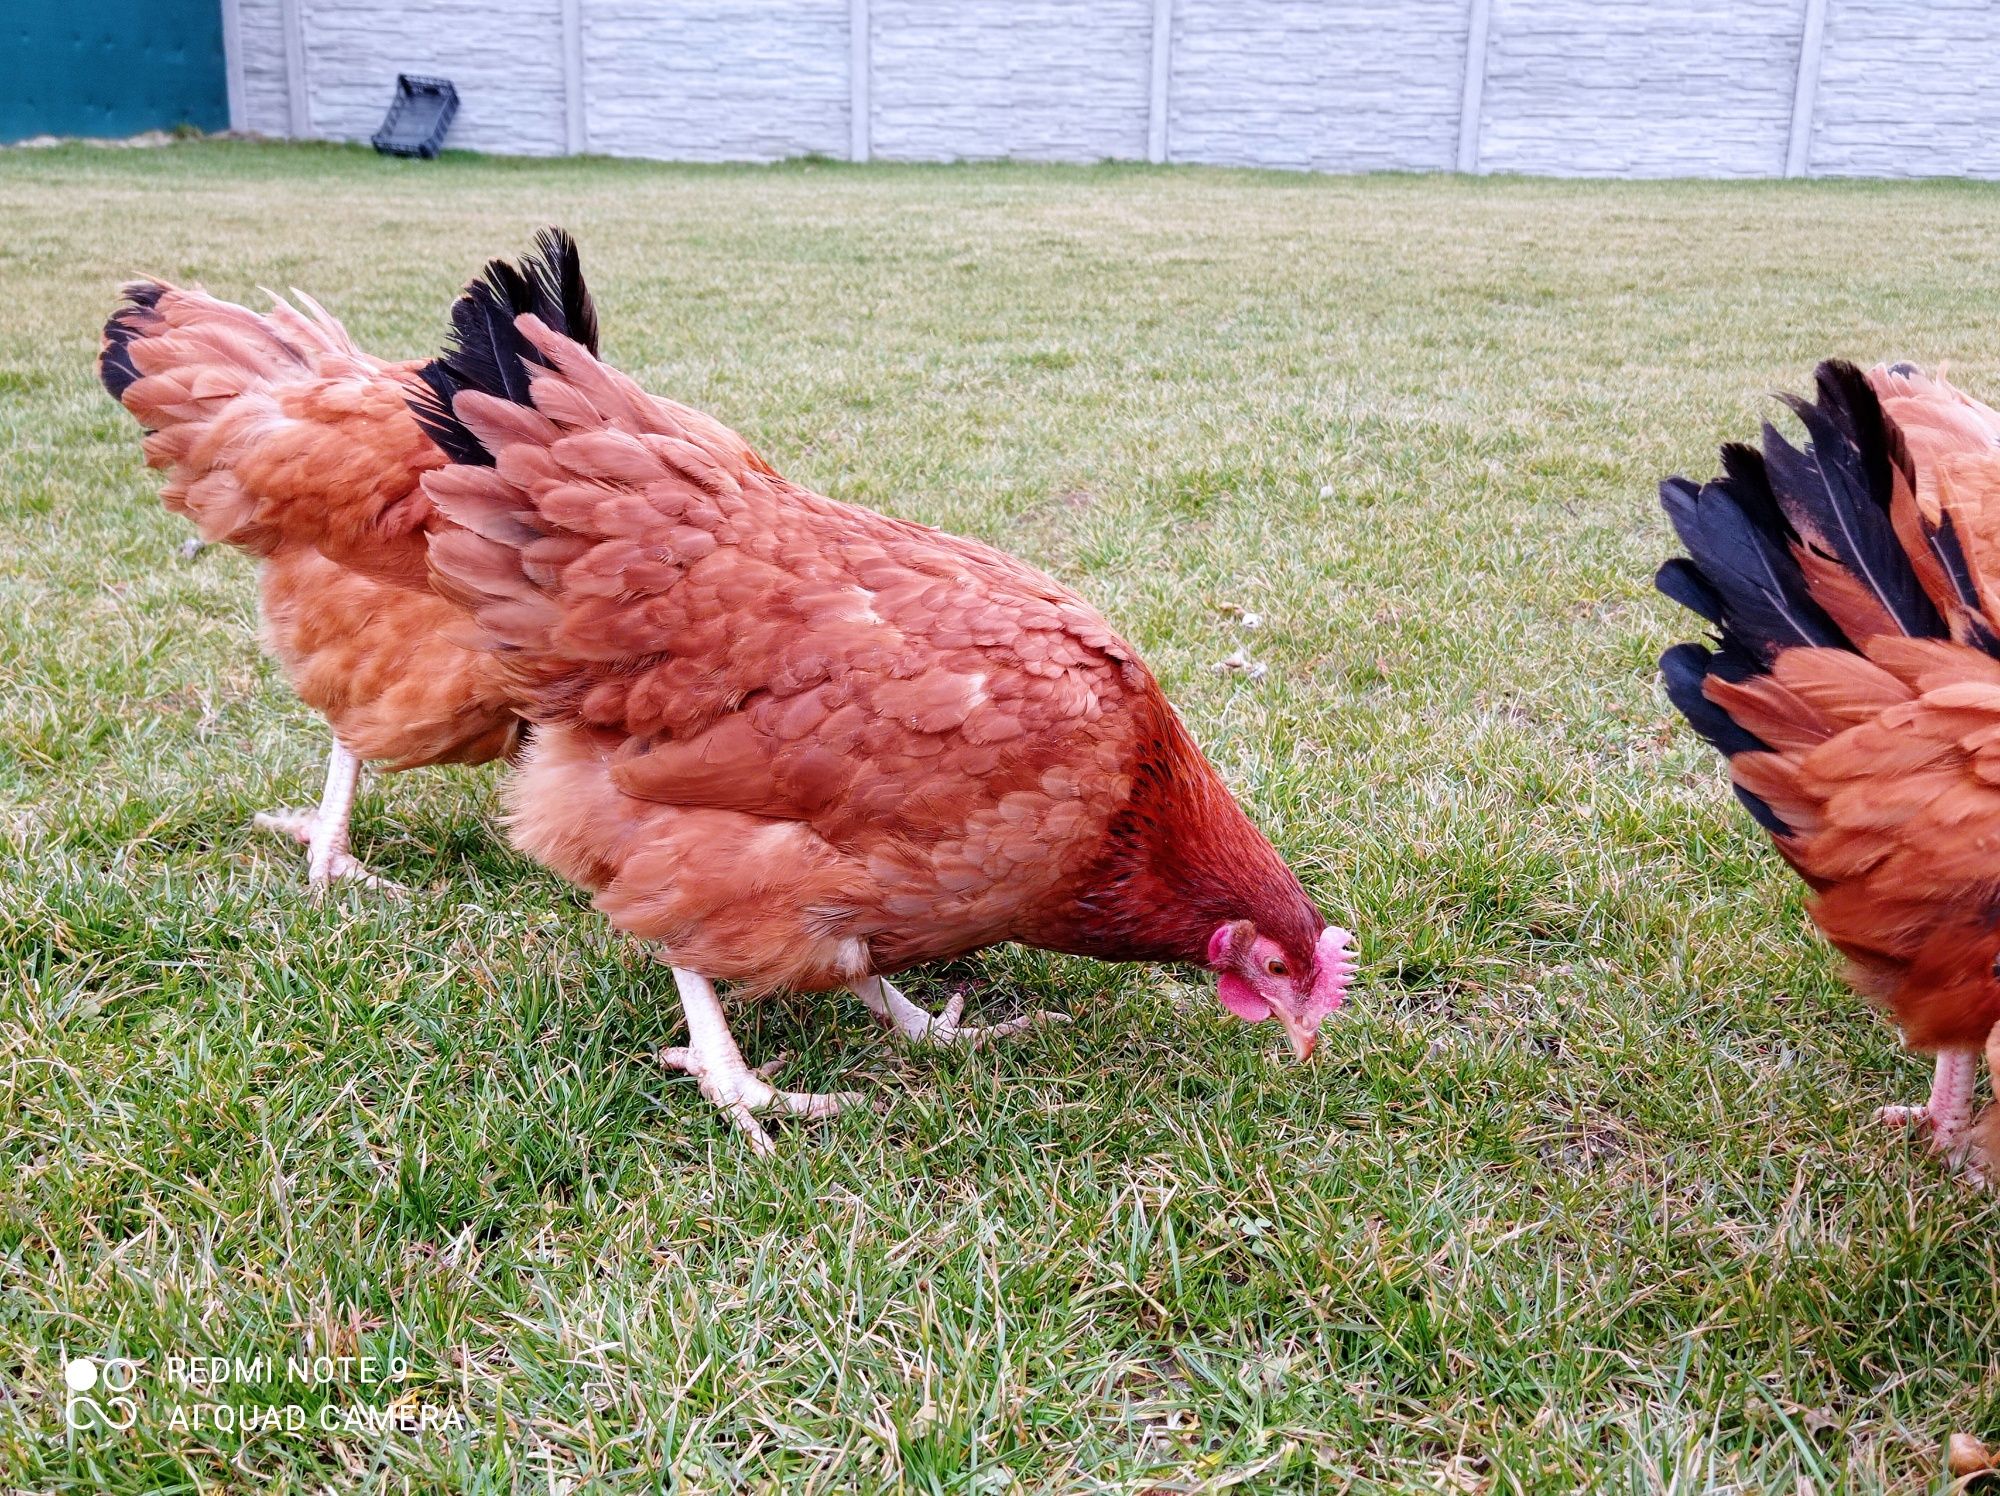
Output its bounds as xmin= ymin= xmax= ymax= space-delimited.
xmin=4 ymin=140 xmax=2000 ymax=1494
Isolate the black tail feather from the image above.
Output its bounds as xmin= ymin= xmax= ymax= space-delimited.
xmin=523 ymin=226 xmax=598 ymax=358
xmin=412 ymin=360 xmax=491 ymax=466
xmin=409 ymin=227 xmax=598 ymax=467
xmin=99 ymin=280 xmax=167 ymax=404
xmin=1762 ymin=361 xmax=1942 ymax=639
xmin=1660 ymin=644 xmax=1768 ymax=759
xmin=1820 ymin=358 xmax=1895 ymax=514
xmin=1658 ymin=470 xmax=1845 ymax=662
xmin=1660 ymin=644 xmax=1789 ymax=834
xmin=1927 ymin=512 xmax=2000 ymax=657
xmin=1714 ymin=441 xmax=1794 ymax=550
xmin=1655 ymin=358 xmax=1948 ymax=841
xmin=1654 ymin=558 xmax=1722 ymax=626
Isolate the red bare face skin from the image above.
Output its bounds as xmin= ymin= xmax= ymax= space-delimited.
xmin=1206 ymin=919 xmax=1355 ymax=1060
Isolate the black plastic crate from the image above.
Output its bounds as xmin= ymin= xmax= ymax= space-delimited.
xmin=371 ymin=74 xmax=458 ymax=159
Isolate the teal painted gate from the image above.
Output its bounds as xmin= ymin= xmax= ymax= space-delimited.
xmin=1 ymin=0 xmax=228 ymax=143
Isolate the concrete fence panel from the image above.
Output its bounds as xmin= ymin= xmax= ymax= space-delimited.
xmin=869 ymin=0 xmax=1153 ymax=164
xmin=584 ymin=0 xmax=850 ymax=163
xmin=1476 ymin=0 xmax=1809 ymax=178
xmin=1168 ymin=0 xmax=1468 ymax=173
xmin=1810 ymin=0 xmax=2000 ymax=178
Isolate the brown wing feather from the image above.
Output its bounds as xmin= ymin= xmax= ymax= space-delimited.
xmin=427 ymin=316 xmax=1165 ymax=988
xmin=1720 ymin=633 xmax=2000 ymax=1050
xmin=1795 ymin=545 xmax=1901 ymax=643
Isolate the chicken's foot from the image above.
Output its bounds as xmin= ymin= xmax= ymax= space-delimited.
xmin=659 ymin=968 xmax=867 ymax=1156
xmin=852 ymin=975 xmax=1068 ymax=1049
xmin=252 ymin=740 xmax=405 ymax=894
xmin=1875 ymin=1049 xmax=1978 ymax=1157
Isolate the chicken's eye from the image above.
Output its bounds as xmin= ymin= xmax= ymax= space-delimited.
xmin=1265 ymin=958 xmax=1288 ymax=978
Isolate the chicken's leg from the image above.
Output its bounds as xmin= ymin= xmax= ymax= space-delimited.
xmin=1875 ymin=1049 xmax=1978 ymax=1154
xmin=1962 ymin=1025 xmax=2000 ymax=1190
xmin=658 ymin=968 xmax=867 ymax=1156
xmin=851 ymin=975 xmax=1068 ymax=1049
xmin=252 ymin=740 xmax=405 ymax=894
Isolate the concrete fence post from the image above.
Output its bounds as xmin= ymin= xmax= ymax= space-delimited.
xmin=850 ymin=0 xmax=871 ymax=162
xmin=1147 ymin=0 xmax=1172 ymax=164
xmin=561 ymin=0 xmax=586 ymax=154
xmin=219 ymin=0 xmax=247 ymax=132
xmin=1456 ymin=0 xmax=1492 ymax=173
xmin=1785 ymin=0 xmax=1829 ymax=177
xmin=278 ymin=0 xmax=310 ymax=138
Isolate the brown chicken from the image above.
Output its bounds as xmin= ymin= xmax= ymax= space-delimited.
xmin=1659 ymin=359 xmax=2000 ymax=1182
xmin=410 ymin=238 xmax=1357 ymax=1151
xmin=96 ymin=237 xmax=597 ymax=889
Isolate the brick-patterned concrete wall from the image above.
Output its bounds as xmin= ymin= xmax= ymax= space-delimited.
xmin=1168 ymin=0 xmax=1467 ymax=173
xmin=586 ymin=0 xmax=849 ymax=163
xmin=869 ymin=0 xmax=1151 ymax=163
xmin=1477 ymin=0 xmax=1808 ymax=178
xmin=1808 ymin=0 xmax=2000 ymax=179
xmin=232 ymin=0 xmax=290 ymax=137
xmin=231 ymin=0 xmax=2000 ymax=178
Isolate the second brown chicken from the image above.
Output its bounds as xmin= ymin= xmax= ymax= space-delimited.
xmin=98 ymin=242 xmax=599 ymax=889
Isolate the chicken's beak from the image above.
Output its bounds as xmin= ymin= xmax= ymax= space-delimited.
xmin=1277 ymin=1010 xmax=1318 ymax=1062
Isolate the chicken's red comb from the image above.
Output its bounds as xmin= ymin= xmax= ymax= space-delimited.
xmin=1311 ymin=926 xmax=1357 ymax=1012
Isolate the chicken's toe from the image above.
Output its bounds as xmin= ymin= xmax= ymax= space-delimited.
xmin=768 ymin=1086 xmax=871 ymax=1119
xmin=1876 ymin=1051 xmax=1978 ymax=1152
xmin=1873 ymin=1102 xmax=1932 ymax=1129
xmin=953 ymin=1009 xmax=1072 ymax=1048
xmin=252 ymin=740 xmax=404 ymax=896
xmin=720 ymin=1101 xmax=779 ymax=1157
xmin=252 ymin=809 xmax=318 ymax=844
xmin=659 ymin=1045 xmax=865 ymax=1148
xmin=311 ymin=850 xmax=408 ymax=895
xmin=255 ymin=810 xmax=405 ymax=896
xmin=852 ymin=975 xmax=1068 ymax=1049
xmin=659 ymin=969 xmax=868 ymax=1155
